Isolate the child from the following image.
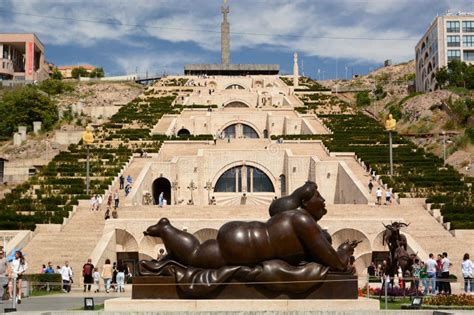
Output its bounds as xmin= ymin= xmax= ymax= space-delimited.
xmin=93 ymin=267 xmax=100 ymax=293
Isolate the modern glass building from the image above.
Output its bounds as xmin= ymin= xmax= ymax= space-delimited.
xmin=415 ymin=12 xmax=474 ymax=92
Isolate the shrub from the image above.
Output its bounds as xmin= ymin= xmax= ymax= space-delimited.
xmin=356 ymin=91 xmax=371 ymax=107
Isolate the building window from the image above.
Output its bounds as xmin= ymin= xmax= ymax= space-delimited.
xmin=463 ymin=21 xmax=474 ymax=33
xmin=463 ymin=51 xmax=474 ymax=62
xmin=242 ymin=125 xmax=259 ymax=138
xmin=447 ymin=35 xmax=461 ymax=47
xmin=447 ymin=50 xmax=461 ymax=61
xmin=214 ymin=165 xmax=274 ymax=193
xmin=447 ymin=21 xmax=460 ymax=33
xmin=463 ymin=35 xmax=474 ymax=47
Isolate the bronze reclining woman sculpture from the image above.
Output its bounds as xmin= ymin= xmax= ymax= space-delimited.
xmin=139 ymin=181 xmax=360 ymax=297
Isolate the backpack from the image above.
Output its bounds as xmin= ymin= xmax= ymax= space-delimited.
xmin=83 ymin=263 xmax=93 ymax=276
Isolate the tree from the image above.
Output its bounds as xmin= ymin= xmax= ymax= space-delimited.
xmin=71 ymin=67 xmax=89 ymax=79
xmin=0 ymin=86 xmax=59 ymax=138
xmin=89 ymin=67 xmax=105 ymax=78
xmin=37 ymin=79 xmax=74 ymax=95
xmin=435 ymin=60 xmax=474 ymax=90
xmin=51 ymin=68 xmax=63 ymax=80
xmin=356 ymin=91 xmax=371 ymax=107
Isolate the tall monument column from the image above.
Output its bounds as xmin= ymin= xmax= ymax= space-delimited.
xmin=293 ymin=52 xmax=299 ymax=87
xmin=221 ymin=0 xmax=230 ymax=65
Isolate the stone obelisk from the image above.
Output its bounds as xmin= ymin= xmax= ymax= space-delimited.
xmin=293 ymin=52 xmax=299 ymax=87
xmin=221 ymin=0 xmax=230 ymax=65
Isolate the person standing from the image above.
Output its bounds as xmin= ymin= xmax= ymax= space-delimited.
xmin=90 ymin=195 xmax=97 ymax=211
xmin=158 ymin=192 xmax=164 ymax=207
xmin=126 ymin=175 xmax=132 ymax=187
xmin=82 ymin=258 xmax=94 ymax=293
xmin=376 ymin=188 xmax=382 ymax=205
xmin=119 ymin=175 xmax=124 ymax=190
xmin=97 ymin=195 xmax=103 ymax=211
xmin=441 ymin=252 xmax=452 ymax=294
xmin=425 ymin=253 xmax=437 ymax=295
xmin=107 ymin=193 xmax=113 ymax=208
xmin=113 ymin=190 xmax=119 ymax=209
xmin=0 ymin=250 xmax=8 ymax=303
xmin=101 ymin=259 xmax=113 ymax=293
xmin=60 ymin=261 xmax=73 ymax=293
xmin=111 ymin=262 xmax=118 ymax=292
xmin=461 ymin=253 xmax=474 ymax=293
xmin=116 ymin=263 xmax=126 ymax=293
xmin=44 ymin=262 xmax=55 ymax=274
xmin=412 ymin=258 xmax=422 ymax=291
xmin=9 ymin=251 xmax=28 ymax=304
xmin=368 ymin=180 xmax=374 ymax=194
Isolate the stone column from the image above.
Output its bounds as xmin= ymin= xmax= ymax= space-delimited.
xmin=33 ymin=121 xmax=42 ymax=134
xmin=293 ymin=52 xmax=299 ymax=87
xmin=13 ymin=133 xmax=22 ymax=146
xmin=18 ymin=126 xmax=27 ymax=141
xmin=221 ymin=0 xmax=230 ymax=65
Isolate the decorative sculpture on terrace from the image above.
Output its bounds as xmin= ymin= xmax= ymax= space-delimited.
xmin=138 ymin=181 xmax=361 ymax=298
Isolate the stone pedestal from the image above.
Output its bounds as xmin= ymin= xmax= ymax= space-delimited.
xmin=13 ymin=133 xmax=22 ymax=146
xmin=18 ymin=126 xmax=27 ymax=141
xmin=33 ymin=121 xmax=42 ymax=134
xmin=105 ymin=297 xmax=380 ymax=312
xmin=133 ymin=273 xmax=358 ymax=300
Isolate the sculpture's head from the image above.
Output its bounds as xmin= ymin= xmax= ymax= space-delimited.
xmin=269 ymin=181 xmax=317 ymax=217
xmin=143 ymin=218 xmax=170 ymax=237
xmin=301 ymin=184 xmax=327 ymax=221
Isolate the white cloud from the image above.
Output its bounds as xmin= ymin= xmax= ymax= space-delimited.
xmin=3 ymin=0 xmax=474 ymax=64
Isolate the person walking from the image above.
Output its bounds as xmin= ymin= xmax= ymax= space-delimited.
xmin=90 ymin=195 xmax=97 ymax=211
xmin=97 ymin=195 xmax=103 ymax=211
xmin=126 ymin=175 xmax=132 ymax=187
xmin=116 ymin=263 xmax=126 ymax=293
xmin=368 ymin=180 xmax=374 ymax=194
xmin=441 ymin=252 xmax=452 ymax=294
xmin=376 ymin=188 xmax=382 ymax=205
xmin=119 ymin=175 xmax=124 ymax=190
xmin=107 ymin=193 xmax=113 ymax=208
xmin=82 ymin=258 xmax=94 ymax=293
xmin=101 ymin=259 xmax=113 ymax=293
xmin=113 ymin=190 xmax=119 ymax=209
xmin=92 ymin=267 xmax=100 ymax=293
xmin=385 ymin=189 xmax=392 ymax=205
xmin=60 ymin=261 xmax=73 ymax=293
xmin=461 ymin=253 xmax=474 ymax=293
xmin=9 ymin=250 xmax=28 ymax=304
xmin=125 ymin=184 xmax=131 ymax=197
xmin=111 ymin=262 xmax=118 ymax=292
xmin=0 ymin=249 xmax=8 ymax=303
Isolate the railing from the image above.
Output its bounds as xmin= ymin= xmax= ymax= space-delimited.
xmin=0 ymin=58 xmax=14 ymax=76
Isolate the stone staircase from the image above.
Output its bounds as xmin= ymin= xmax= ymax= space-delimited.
xmin=22 ymin=204 xmax=105 ymax=283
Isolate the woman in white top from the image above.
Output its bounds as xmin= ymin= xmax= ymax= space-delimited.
xmin=461 ymin=253 xmax=474 ymax=293
xmin=9 ymin=251 xmax=28 ymax=304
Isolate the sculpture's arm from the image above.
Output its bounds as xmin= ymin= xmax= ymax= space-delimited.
xmin=293 ymin=215 xmax=350 ymax=271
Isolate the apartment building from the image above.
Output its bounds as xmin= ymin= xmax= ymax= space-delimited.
xmin=415 ymin=12 xmax=474 ymax=92
xmin=0 ymin=33 xmax=49 ymax=82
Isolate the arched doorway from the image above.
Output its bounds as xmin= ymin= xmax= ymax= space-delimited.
xmin=177 ymin=128 xmax=191 ymax=137
xmin=222 ymin=123 xmax=260 ymax=139
xmin=152 ymin=177 xmax=171 ymax=205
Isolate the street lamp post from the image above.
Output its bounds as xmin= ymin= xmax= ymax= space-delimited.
xmin=385 ymin=114 xmax=397 ymax=176
xmin=345 ymin=66 xmax=348 ymax=80
xmin=442 ymin=131 xmax=446 ymax=167
xmin=187 ymin=180 xmax=197 ymax=204
xmin=82 ymin=127 xmax=94 ymax=195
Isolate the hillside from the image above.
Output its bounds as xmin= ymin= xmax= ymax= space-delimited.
xmin=323 ymin=61 xmax=473 ymax=176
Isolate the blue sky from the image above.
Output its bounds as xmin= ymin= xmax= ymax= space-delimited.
xmin=1 ymin=0 xmax=473 ymax=79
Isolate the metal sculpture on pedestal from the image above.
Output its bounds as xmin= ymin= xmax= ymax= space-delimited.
xmin=137 ymin=181 xmax=361 ymax=299
xmin=382 ymin=222 xmax=413 ymax=283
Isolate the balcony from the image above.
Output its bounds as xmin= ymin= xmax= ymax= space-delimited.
xmin=0 ymin=58 xmax=14 ymax=76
